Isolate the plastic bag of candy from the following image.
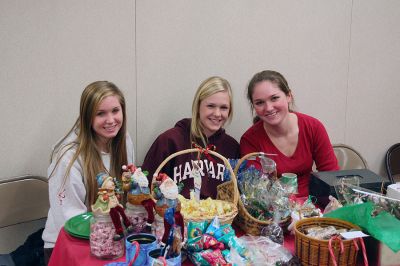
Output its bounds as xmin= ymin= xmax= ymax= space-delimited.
xmin=226 ymin=235 xmax=294 ymax=266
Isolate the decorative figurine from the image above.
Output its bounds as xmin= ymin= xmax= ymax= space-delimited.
xmin=92 ymin=173 xmax=133 ymax=241
xmin=161 ymin=207 xmax=183 ymax=259
xmin=121 ymin=164 xmax=156 ymax=227
xmin=153 ymin=173 xmax=184 ymax=243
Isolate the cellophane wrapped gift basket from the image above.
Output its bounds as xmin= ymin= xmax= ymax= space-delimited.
xmin=232 ymin=152 xmax=293 ymax=235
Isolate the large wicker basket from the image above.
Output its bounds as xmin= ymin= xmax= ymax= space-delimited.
xmin=151 ymin=148 xmax=239 ymax=225
xmin=233 ymin=152 xmax=291 ymax=235
xmin=294 ymin=217 xmax=361 ymax=266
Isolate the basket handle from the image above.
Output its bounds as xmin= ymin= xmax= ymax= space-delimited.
xmin=233 ymin=152 xmax=276 ymax=174
xmin=328 ymin=236 xmax=344 ymax=266
xmin=352 ymin=238 xmax=369 ymax=266
xmin=127 ymin=241 xmax=140 ymax=266
xmin=151 ymin=148 xmax=238 ymax=206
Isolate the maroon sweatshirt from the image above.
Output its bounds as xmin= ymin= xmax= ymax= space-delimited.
xmin=141 ymin=118 xmax=240 ymax=199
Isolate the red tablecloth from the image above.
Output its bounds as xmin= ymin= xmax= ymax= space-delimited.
xmin=48 ymin=226 xmax=296 ymax=266
xmin=49 ymin=224 xmax=375 ymax=266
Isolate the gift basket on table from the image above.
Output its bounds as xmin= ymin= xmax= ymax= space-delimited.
xmin=232 ymin=152 xmax=293 ymax=236
xmin=151 ymin=148 xmax=239 ymax=232
xmin=294 ymin=217 xmax=366 ymax=266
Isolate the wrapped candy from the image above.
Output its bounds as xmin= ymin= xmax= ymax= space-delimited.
xmin=205 ymin=216 xmax=220 ymax=236
xmin=202 ymin=234 xmax=224 ymax=250
xmin=90 ymin=214 xmax=124 ymax=259
xmin=187 ymin=236 xmax=204 ymax=252
xmin=260 ymin=222 xmax=284 ymax=244
xmin=323 ymin=195 xmax=343 ymax=214
xmin=185 ymin=216 xmax=238 ymax=265
xmin=287 ymin=197 xmax=322 ymax=232
xmin=191 ymin=250 xmax=210 ymax=266
xmin=229 ymin=236 xmax=293 ymax=266
xmin=305 ymin=225 xmax=348 ymax=240
xmin=228 ymin=237 xmax=250 ymax=258
xmin=214 ymin=224 xmax=235 ymax=241
xmin=187 ymin=221 xmax=208 ymax=239
xmin=201 ymin=249 xmax=227 ymax=265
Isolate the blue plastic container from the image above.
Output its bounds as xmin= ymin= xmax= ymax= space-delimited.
xmin=126 ymin=233 xmax=157 ymax=266
xmin=147 ymin=248 xmax=181 ymax=266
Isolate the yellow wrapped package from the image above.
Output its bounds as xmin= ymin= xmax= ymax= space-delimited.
xmin=178 ymin=193 xmax=236 ymax=223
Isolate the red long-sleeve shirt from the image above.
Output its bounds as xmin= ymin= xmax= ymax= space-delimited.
xmin=240 ymin=112 xmax=339 ymax=197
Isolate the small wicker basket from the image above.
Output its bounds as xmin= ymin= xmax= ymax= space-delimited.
xmin=151 ymin=148 xmax=239 ymax=225
xmin=294 ymin=217 xmax=361 ymax=266
xmin=127 ymin=193 xmax=152 ymax=206
xmin=233 ymin=152 xmax=291 ymax=235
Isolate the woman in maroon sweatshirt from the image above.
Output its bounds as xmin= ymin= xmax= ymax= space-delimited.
xmin=142 ymin=76 xmax=240 ymax=199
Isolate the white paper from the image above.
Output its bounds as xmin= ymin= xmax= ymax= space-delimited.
xmin=340 ymin=231 xmax=369 ymax=239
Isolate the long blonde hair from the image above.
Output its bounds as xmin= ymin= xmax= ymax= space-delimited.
xmin=49 ymin=81 xmax=128 ymax=205
xmin=191 ymin=76 xmax=233 ymax=147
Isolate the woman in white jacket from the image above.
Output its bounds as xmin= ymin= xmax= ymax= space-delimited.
xmin=42 ymin=81 xmax=134 ymax=264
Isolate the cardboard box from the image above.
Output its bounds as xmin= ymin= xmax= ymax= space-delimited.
xmin=387 ymin=183 xmax=400 ymax=200
xmin=364 ymin=237 xmax=400 ymax=266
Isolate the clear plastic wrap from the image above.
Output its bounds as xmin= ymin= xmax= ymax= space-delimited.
xmin=237 ymin=157 xmax=294 ymax=222
xmin=227 ymin=236 xmax=293 ymax=266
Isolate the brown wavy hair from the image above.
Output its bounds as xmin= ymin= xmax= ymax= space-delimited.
xmin=49 ymin=81 xmax=128 ymax=205
xmin=247 ymin=70 xmax=294 ymax=123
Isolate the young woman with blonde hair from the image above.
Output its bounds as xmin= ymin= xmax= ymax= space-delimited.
xmin=42 ymin=81 xmax=134 ymax=263
xmin=142 ymin=76 xmax=240 ymax=199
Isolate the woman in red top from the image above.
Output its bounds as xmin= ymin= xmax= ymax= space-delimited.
xmin=240 ymin=70 xmax=339 ymax=197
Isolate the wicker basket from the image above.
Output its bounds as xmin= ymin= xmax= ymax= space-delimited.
xmin=127 ymin=193 xmax=152 ymax=206
xmin=294 ymin=217 xmax=361 ymax=266
xmin=233 ymin=152 xmax=291 ymax=235
xmin=151 ymin=148 xmax=239 ymax=225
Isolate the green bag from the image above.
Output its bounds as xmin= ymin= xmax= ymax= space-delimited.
xmin=325 ymin=202 xmax=400 ymax=252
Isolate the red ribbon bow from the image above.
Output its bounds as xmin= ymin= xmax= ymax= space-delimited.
xmin=192 ymin=142 xmax=216 ymax=163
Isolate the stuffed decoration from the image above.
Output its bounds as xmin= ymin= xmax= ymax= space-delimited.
xmin=153 ymin=173 xmax=184 ymax=243
xmin=121 ymin=164 xmax=156 ymax=226
xmin=92 ymin=173 xmax=133 ymax=241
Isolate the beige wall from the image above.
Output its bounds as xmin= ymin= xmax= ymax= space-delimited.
xmin=1 ymin=0 xmax=399 ymax=181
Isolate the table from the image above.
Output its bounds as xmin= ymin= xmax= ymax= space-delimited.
xmin=48 ymin=225 xmax=297 ymax=266
xmin=49 ymin=225 xmax=375 ymax=266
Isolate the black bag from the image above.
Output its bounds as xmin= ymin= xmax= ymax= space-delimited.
xmin=10 ymin=228 xmax=45 ymax=266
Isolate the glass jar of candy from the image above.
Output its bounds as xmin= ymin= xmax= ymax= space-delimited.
xmin=151 ymin=214 xmax=164 ymax=242
xmin=90 ymin=213 xmax=124 ymax=259
xmin=125 ymin=203 xmax=148 ymax=233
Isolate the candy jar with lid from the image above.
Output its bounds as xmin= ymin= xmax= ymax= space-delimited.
xmin=121 ymin=164 xmax=155 ymax=230
xmin=125 ymin=203 xmax=148 ymax=233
